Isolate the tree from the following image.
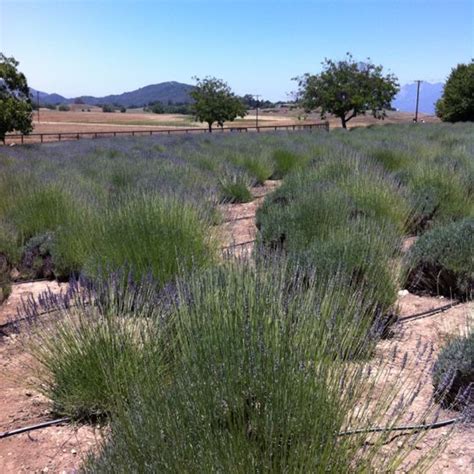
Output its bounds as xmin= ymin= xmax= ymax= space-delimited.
xmin=294 ymin=53 xmax=399 ymax=129
xmin=150 ymin=102 xmax=165 ymax=114
xmin=102 ymin=104 xmax=115 ymax=113
xmin=0 ymin=54 xmax=33 ymax=142
xmin=190 ymin=77 xmax=247 ymax=132
xmin=436 ymin=61 xmax=474 ymax=122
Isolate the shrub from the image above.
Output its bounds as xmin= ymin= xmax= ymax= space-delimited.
xmin=257 ymin=163 xmax=407 ymax=328
xmin=407 ymin=166 xmax=472 ymax=233
xmin=0 ymin=252 xmax=11 ymax=303
xmin=8 ymin=185 xmax=79 ymax=245
xmin=242 ymin=155 xmax=273 ymax=185
xmin=405 ymin=218 xmax=474 ymax=299
xmin=18 ymin=232 xmax=55 ymax=280
xmin=218 ymin=173 xmax=253 ymax=203
xmin=102 ymin=104 xmax=115 ymax=113
xmin=58 ymin=104 xmax=70 ymax=111
xmin=28 ymin=275 xmax=163 ymax=420
xmin=0 ymin=222 xmax=20 ymax=267
xmin=371 ymin=148 xmax=410 ymax=172
xmin=83 ymin=262 xmax=408 ymax=472
xmin=82 ymin=194 xmax=217 ymax=285
xmin=270 ymin=149 xmax=307 ymax=179
xmin=433 ymin=331 xmax=474 ymax=410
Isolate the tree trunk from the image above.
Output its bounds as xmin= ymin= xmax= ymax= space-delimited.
xmin=340 ymin=116 xmax=347 ymax=129
xmin=208 ymin=122 xmax=212 ymax=133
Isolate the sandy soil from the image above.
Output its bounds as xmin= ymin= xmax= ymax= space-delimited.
xmin=259 ymin=108 xmax=439 ymax=129
xmin=0 ymin=281 xmax=98 ymax=473
xmin=218 ymin=180 xmax=280 ymax=258
xmin=0 ymin=192 xmax=472 ymax=472
xmin=383 ymin=294 xmax=473 ymax=472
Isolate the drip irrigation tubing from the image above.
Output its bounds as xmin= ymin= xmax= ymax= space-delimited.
xmin=338 ymin=417 xmax=462 ymax=436
xmin=0 ymin=417 xmax=71 ymax=439
xmin=0 ymin=303 xmax=86 ymax=337
xmin=398 ymin=301 xmax=462 ymax=323
xmin=221 ymin=214 xmax=255 ymax=224
xmin=221 ymin=239 xmax=257 ymax=252
xmin=1 ymin=415 xmax=464 ymax=440
xmin=11 ymin=278 xmax=50 ymax=285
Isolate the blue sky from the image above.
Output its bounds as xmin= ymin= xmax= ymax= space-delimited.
xmin=1 ymin=0 xmax=473 ymax=101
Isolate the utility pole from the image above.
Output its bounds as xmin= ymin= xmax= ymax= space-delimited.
xmin=254 ymin=94 xmax=261 ymax=127
xmin=37 ymin=91 xmax=40 ymax=123
xmin=414 ymin=80 xmax=422 ymax=123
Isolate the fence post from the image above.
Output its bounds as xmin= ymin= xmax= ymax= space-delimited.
xmin=21 ymin=135 xmax=24 ymax=145
xmin=58 ymin=134 xmax=61 ymax=141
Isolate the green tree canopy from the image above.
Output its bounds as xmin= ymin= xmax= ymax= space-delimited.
xmin=190 ymin=77 xmax=247 ymax=132
xmin=0 ymin=53 xmax=33 ymax=142
xmin=295 ymin=53 xmax=399 ymax=129
xmin=436 ymin=61 xmax=474 ymax=122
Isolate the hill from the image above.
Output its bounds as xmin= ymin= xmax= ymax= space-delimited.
xmin=30 ymin=81 xmax=194 ymax=107
xmin=31 ymin=80 xmax=444 ymax=113
xmin=393 ymin=82 xmax=443 ymax=115
xmin=29 ymin=88 xmax=68 ymax=105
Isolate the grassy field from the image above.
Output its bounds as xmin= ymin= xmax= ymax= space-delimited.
xmin=0 ymin=123 xmax=472 ymax=471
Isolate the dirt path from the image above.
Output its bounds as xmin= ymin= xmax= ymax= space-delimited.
xmin=218 ymin=180 xmax=280 ymax=258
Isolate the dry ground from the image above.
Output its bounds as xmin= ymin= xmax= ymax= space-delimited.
xmin=1 ymin=186 xmax=471 ymax=472
xmin=3 ymin=108 xmax=439 ymax=145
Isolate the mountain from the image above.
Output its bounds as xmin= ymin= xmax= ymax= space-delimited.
xmin=78 ymin=82 xmax=194 ymax=107
xmin=392 ymin=82 xmax=443 ymax=115
xmin=29 ymin=88 xmax=68 ymax=105
xmin=30 ymin=81 xmax=194 ymax=107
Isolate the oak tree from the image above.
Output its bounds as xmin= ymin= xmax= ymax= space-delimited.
xmin=0 ymin=54 xmax=33 ymax=142
xmin=295 ymin=54 xmax=399 ymax=129
xmin=190 ymin=77 xmax=246 ymax=132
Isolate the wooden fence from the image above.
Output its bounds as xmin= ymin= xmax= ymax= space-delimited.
xmin=3 ymin=121 xmax=329 ymax=145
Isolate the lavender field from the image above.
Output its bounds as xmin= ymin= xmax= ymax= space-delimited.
xmin=1 ymin=123 xmax=473 ymax=471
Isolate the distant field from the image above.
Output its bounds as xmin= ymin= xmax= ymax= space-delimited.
xmin=26 ymin=107 xmax=439 ymax=136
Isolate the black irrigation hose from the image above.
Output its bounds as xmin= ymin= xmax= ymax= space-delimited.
xmin=221 ymin=215 xmax=255 ymax=224
xmin=338 ymin=417 xmax=462 ymax=436
xmin=11 ymin=278 xmax=50 ymax=285
xmin=0 ymin=417 xmax=71 ymax=439
xmin=1 ymin=415 xmax=464 ymax=441
xmin=398 ymin=301 xmax=462 ymax=323
xmin=221 ymin=239 xmax=257 ymax=252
